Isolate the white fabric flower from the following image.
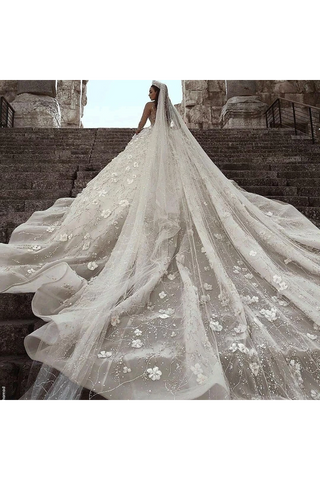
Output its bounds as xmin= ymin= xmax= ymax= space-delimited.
xmin=204 ymin=266 xmax=210 ymax=271
xmin=284 ymin=258 xmax=292 ymax=265
xmin=159 ymin=291 xmax=167 ymax=299
xmin=273 ymin=275 xmax=282 ymax=284
xmin=214 ymin=234 xmax=223 ymax=240
xmin=210 ymin=320 xmax=223 ymax=332
xmin=125 ymin=166 xmax=131 ymax=172
xmin=265 ymin=211 xmax=273 ymax=216
xmin=98 ymin=189 xmax=108 ymax=197
xmin=191 ymin=364 xmax=203 ymax=375
xmin=196 ymin=374 xmax=208 ymax=385
xmin=204 ymin=283 xmax=213 ymax=291
xmin=171 ymin=332 xmax=177 ymax=337
xmin=127 ymin=178 xmax=134 ymax=184
xmin=97 ymin=351 xmax=112 ymax=358
xmin=59 ymin=234 xmax=68 ymax=242
xmin=229 ymin=343 xmax=238 ymax=353
xmin=167 ymin=274 xmax=176 ymax=280
xmin=110 ymin=315 xmax=120 ymax=326
xmin=101 ymin=209 xmax=111 ymax=218
xmin=131 ymin=339 xmax=143 ymax=348
xmin=119 ymin=199 xmax=129 ymax=207
xmin=27 ymin=268 xmax=36 ymax=274
xmin=250 ymin=363 xmax=260 ymax=376
xmin=238 ymin=343 xmax=250 ymax=354
xmin=201 ymin=247 xmax=206 ymax=253
xmin=244 ymin=273 xmax=253 ymax=279
xmin=278 ymin=281 xmax=288 ymax=291
xmin=200 ymin=294 xmax=210 ymax=305
xmin=123 ymin=366 xmax=131 ymax=374
xmin=134 ymin=329 xmax=142 ymax=336
xmin=234 ymin=324 xmax=247 ymax=334
xmin=259 ymin=307 xmax=277 ymax=322
xmin=82 ymin=241 xmax=90 ymax=250
xmin=307 ymin=333 xmax=317 ymax=340
xmin=249 ymin=250 xmax=257 ymax=257
xmin=46 ymin=226 xmax=55 ymax=232
xmin=191 ymin=364 xmax=207 ymax=385
xmin=92 ymin=199 xmax=99 ymax=205
xmin=87 ymin=261 xmax=98 ymax=271
xmin=240 ymin=295 xmax=259 ymax=305
xmin=147 ymin=366 xmax=162 ymax=381
xmin=159 ymin=308 xmax=175 ymax=316
xmin=133 ymin=162 xmax=139 ymax=167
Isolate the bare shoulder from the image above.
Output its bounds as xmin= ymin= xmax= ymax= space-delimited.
xmin=145 ymin=101 xmax=154 ymax=110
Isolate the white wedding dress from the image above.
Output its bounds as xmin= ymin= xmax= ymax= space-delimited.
xmin=1 ymin=81 xmax=320 ymax=400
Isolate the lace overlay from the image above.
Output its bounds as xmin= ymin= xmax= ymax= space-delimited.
xmin=1 ymin=82 xmax=320 ymax=400
xmin=149 ymin=103 xmax=157 ymax=126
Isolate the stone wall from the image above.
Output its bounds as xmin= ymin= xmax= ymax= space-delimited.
xmin=179 ymin=80 xmax=226 ymax=129
xmin=0 ymin=80 xmax=87 ymax=128
xmin=179 ymin=80 xmax=320 ymax=129
xmin=56 ymin=80 xmax=88 ymax=127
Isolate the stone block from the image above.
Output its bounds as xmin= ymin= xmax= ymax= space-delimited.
xmin=274 ymin=81 xmax=298 ymax=94
xmin=208 ymin=80 xmax=225 ymax=93
xmin=18 ymin=77 xmax=57 ymax=98
xmin=226 ymin=77 xmax=257 ymax=100
xmin=186 ymin=105 xmax=212 ymax=126
xmin=11 ymin=93 xmax=61 ymax=128
xmin=185 ymin=90 xmax=204 ymax=108
xmin=207 ymin=91 xmax=226 ymax=107
xmin=184 ymin=80 xmax=208 ymax=91
xmin=221 ymin=96 xmax=268 ymax=129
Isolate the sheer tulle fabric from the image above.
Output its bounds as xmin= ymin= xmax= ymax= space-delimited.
xmin=1 ymin=81 xmax=320 ymax=400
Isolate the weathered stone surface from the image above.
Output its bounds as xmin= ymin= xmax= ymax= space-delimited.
xmin=226 ymin=80 xmax=257 ymax=99
xmin=11 ymin=93 xmax=61 ymax=128
xmin=220 ymin=96 xmax=268 ymax=129
xmin=57 ymin=80 xmax=87 ymax=128
xmin=18 ymin=77 xmax=57 ymax=98
xmin=0 ymin=80 xmax=87 ymax=128
xmin=180 ymin=81 xmax=320 ymax=129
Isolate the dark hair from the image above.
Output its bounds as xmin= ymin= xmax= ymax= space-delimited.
xmin=151 ymin=84 xmax=160 ymax=108
xmin=150 ymin=83 xmax=172 ymax=125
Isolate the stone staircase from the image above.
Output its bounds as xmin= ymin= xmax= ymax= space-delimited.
xmin=0 ymin=126 xmax=320 ymax=399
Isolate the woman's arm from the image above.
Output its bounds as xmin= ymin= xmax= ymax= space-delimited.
xmin=135 ymin=103 xmax=152 ymax=134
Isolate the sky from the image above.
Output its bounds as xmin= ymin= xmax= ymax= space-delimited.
xmin=82 ymin=80 xmax=182 ymax=128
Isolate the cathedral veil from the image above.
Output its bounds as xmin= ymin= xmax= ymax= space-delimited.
xmin=1 ymin=81 xmax=320 ymax=400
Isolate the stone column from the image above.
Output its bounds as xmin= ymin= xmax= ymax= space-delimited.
xmin=57 ymin=77 xmax=83 ymax=128
xmin=11 ymin=81 xmax=61 ymax=127
xmin=220 ymin=80 xmax=268 ymax=129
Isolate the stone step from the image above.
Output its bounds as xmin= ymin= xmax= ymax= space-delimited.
xmin=0 ymin=355 xmax=41 ymax=400
xmin=0 ymin=163 xmax=79 ymax=173
xmin=0 ymin=199 xmax=55 ymax=215
xmin=0 ymin=319 xmax=36 ymax=356
xmin=0 ymin=179 xmax=74 ymax=190
xmin=0 ymin=293 xmax=35 ymax=321
xmin=0 ymin=189 xmax=72 ymax=200
xmin=0 ymin=355 xmax=104 ymax=399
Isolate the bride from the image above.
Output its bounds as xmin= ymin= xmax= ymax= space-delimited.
xmin=1 ymin=80 xmax=320 ymax=400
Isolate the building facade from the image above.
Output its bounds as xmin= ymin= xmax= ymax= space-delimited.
xmin=1 ymin=80 xmax=320 ymax=129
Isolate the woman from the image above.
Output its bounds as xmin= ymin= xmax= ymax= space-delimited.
xmin=135 ymin=84 xmax=159 ymax=135
xmin=1 ymin=81 xmax=320 ymax=400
